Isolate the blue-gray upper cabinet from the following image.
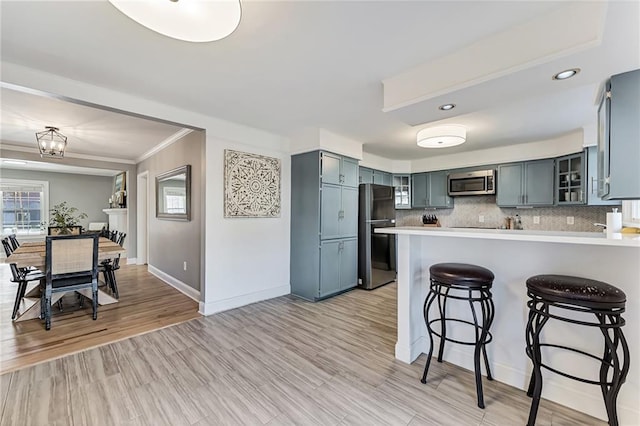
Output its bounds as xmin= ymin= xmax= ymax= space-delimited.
xmin=597 ymin=69 xmax=640 ymax=200
xmin=497 ymin=159 xmax=554 ymax=206
xmin=359 ymin=167 xmax=374 ymax=184
xmin=586 ymin=146 xmax=620 ymax=206
xmin=373 ymin=171 xmax=392 ymax=186
xmin=556 ymin=152 xmax=585 ymax=205
xmin=322 ymin=152 xmax=358 ymax=187
xmin=393 ymin=174 xmax=411 ymax=209
xmin=411 ymin=171 xmax=453 ymax=208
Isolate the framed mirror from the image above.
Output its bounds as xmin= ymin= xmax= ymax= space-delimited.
xmin=156 ymin=165 xmax=191 ymax=221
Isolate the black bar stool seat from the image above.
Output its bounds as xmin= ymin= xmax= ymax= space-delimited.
xmin=525 ymin=274 xmax=629 ymax=426
xmin=421 ymin=262 xmax=495 ymax=409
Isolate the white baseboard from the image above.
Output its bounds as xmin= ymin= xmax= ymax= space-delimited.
xmin=126 ymin=257 xmax=137 ymax=265
xmin=148 ymin=264 xmax=200 ymax=302
xmin=396 ymin=335 xmax=428 ymax=364
xmin=416 ymin=341 xmax=638 ymax=424
xmin=199 ymin=284 xmax=290 ymax=316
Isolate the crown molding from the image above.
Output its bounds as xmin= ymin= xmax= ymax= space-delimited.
xmin=136 ymin=128 xmax=193 ymax=163
xmin=0 ymin=142 xmax=136 ymax=164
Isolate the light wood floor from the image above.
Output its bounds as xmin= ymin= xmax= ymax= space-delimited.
xmin=0 ymin=282 xmax=605 ymax=425
xmin=0 ymin=263 xmax=200 ymax=375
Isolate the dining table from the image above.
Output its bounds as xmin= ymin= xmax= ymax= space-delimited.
xmin=7 ymin=237 xmax=126 ymax=322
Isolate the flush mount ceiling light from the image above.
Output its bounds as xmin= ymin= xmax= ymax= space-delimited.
xmin=108 ymin=0 xmax=241 ymax=43
xmin=553 ymin=68 xmax=580 ymax=80
xmin=35 ymin=126 xmax=67 ymax=158
xmin=417 ymin=125 xmax=466 ymax=148
xmin=438 ymin=103 xmax=456 ymax=111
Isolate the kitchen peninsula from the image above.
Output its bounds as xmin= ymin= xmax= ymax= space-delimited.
xmin=376 ymin=226 xmax=640 ymax=424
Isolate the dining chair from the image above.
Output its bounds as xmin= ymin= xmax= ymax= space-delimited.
xmin=43 ymin=234 xmax=99 ymax=330
xmin=8 ymin=234 xmax=20 ymax=250
xmin=109 ymin=230 xmax=118 ymax=242
xmin=2 ymin=238 xmax=13 ymax=257
xmin=9 ymin=263 xmax=45 ymax=320
xmin=100 ymin=233 xmax=126 ymax=299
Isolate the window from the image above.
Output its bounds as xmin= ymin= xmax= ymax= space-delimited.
xmin=622 ymin=200 xmax=640 ymax=226
xmin=1 ymin=179 xmax=49 ymax=235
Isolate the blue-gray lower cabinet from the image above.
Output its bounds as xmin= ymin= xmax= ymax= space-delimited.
xmin=320 ymin=238 xmax=357 ymax=298
xmin=291 ymin=150 xmax=359 ymax=301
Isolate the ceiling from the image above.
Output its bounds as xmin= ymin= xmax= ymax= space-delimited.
xmin=1 ymin=1 xmax=639 ymax=161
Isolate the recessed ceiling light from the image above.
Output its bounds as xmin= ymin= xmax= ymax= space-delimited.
xmin=417 ymin=125 xmax=466 ymax=148
xmin=553 ymin=68 xmax=580 ymax=80
xmin=109 ymin=0 xmax=241 ymax=43
xmin=439 ymin=104 xmax=456 ymax=111
xmin=3 ymin=160 xmax=28 ymax=165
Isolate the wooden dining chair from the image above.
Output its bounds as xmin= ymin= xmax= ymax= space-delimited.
xmin=9 ymin=263 xmax=44 ymax=320
xmin=43 ymin=234 xmax=99 ymax=330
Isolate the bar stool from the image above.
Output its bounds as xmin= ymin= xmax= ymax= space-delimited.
xmin=525 ymin=275 xmax=629 ymax=426
xmin=421 ymin=262 xmax=495 ymax=408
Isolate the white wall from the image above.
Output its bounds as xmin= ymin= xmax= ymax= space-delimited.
xmin=290 ymin=127 xmax=364 ymax=160
xmin=2 ymin=61 xmax=291 ymax=315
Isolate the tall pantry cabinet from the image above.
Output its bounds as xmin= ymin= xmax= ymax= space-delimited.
xmin=290 ymin=151 xmax=359 ymax=301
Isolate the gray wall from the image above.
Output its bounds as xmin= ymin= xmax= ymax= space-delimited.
xmin=0 ymin=146 xmax=138 ymax=256
xmin=137 ymin=130 xmax=205 ymax=291
xmin=0 ymin=168 xmax=114 ymax=229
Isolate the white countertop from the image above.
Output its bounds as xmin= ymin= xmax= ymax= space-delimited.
xmin=375 ymin=226 xmax=640 ymax=247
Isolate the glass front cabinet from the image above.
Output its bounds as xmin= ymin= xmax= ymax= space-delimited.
xmin=556 ymin=152 xmax=585 ymax=205
xmin=393 ymin=174 xmax=411 ymax=209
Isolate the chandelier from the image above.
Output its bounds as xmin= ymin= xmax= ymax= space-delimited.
xmin=35 ymin=126 xmax=67 ymax=158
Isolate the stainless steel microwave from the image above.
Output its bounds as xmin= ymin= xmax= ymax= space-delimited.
xmin=447 ymin=170 xmax=496 ymax=196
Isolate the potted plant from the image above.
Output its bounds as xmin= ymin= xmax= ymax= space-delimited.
xmin=44 ymin=202 xmax=88 ymax=235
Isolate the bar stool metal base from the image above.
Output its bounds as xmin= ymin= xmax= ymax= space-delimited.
xmin=525 ymin=275 xmax=629 ymax=426
xmin=420 ymin=264 xmax=495 ymax=409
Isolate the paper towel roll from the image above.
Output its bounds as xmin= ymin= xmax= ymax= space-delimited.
xmin=606 ymin=211 xmax=622 ymax=234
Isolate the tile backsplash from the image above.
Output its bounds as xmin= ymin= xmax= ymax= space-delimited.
xmin=396 ymin=196 xmax=619 ymax=233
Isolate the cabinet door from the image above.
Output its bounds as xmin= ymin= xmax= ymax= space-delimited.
xmin=340 ymin=239 xmax=358 ymax=291
xmin=428 ymin=171 xmax=452 ymax=208
xmin=340 ymin=186 xmax=359 ymax=238
xmin=320 ymin=184 xmax=341 ymax=239
xmin=525 ymin=159 xmax=554 ymax=206
xmin=342 ymin=158 xmax=359 ymax=187
xmin=321 ymin=152 xmax=342 ymax=185
xmin=320 ymin=240 xmax=341 ymax=297
xmin=497 ymin=164 xmax=524 ymax=206
xmin=411 ymin=173 xmax=428 ymax=208
xmin=586 ymin=146 xmax=620 ymax=206
xmin=359 ymin=167 xmax=373 ymax=184
xmin=373 ymin=172 xmax=391 ymax=186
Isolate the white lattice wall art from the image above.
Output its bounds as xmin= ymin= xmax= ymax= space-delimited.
xmin=224 ymin=149 xmax=281 ymax=218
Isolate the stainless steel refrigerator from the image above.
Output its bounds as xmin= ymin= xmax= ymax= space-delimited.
xmin=358 ymin=183 xmax=397 ymax=290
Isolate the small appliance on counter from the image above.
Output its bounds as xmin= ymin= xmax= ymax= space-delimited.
xmin=422 ymin=214 xmax=440 ymax=227
xmin=358 ymin=184 xmax=396 ymax=290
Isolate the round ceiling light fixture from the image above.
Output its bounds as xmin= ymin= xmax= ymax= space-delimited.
xmin=417 ymin=125 xmax=466 ymax=148
xmin=108 ymin=0 xmax=242 ymax=43
xmin=438 ymin=103 xmax=456 ymax=111
xmin=553 ymin=68 xmax=580 ymax=80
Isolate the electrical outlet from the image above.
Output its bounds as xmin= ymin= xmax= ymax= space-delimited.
xmin=533 ymin=216 xmax=540 ymax=225
xmin=478 ymin=215 xmax=485 ymax=223
xmin=183 ymin=261 xmax=187 ymax=271
xmin=567 ymin=216 xmax=575 ymax=225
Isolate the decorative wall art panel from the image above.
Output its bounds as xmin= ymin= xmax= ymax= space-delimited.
xmin=224 ymin=149 xmax=281 ymax=218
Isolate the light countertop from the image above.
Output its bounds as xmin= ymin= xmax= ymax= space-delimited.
xmin=375 ymin=226 xmax=640 ymax=247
